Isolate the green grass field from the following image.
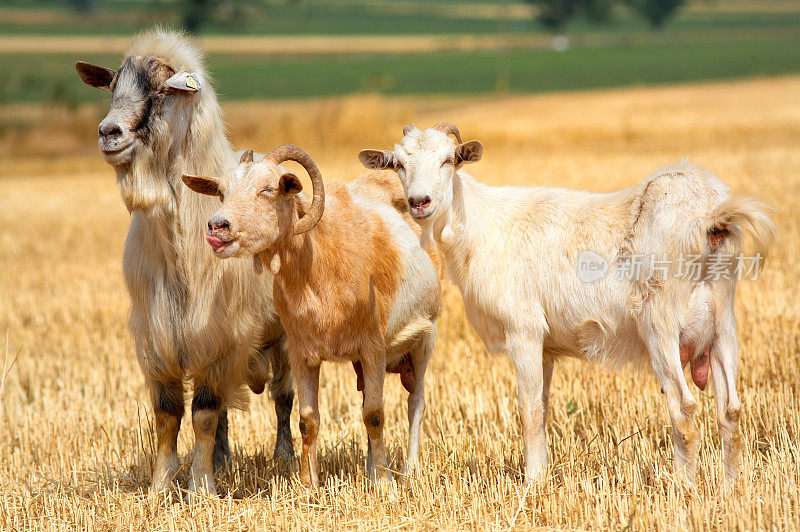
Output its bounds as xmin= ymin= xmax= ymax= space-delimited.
xmin=1 ymin=0 xmax=800 ymax=103
xmin=2 ymin=37 xmax=799 ymax=104
xmin=205 ymin=37 xmax=800 ymax=99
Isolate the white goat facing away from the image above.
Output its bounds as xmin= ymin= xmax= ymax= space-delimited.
xmin=182 ymin=145 xmax=441 ymax=488
xmin=75 ymin=29 xmax=294 ymax=495
xmin=359 ymin=122 xmax=774 ymax=486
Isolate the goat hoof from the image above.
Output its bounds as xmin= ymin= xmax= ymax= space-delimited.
xmin=213 ymin=449 xmax=231 ymax=472
xmin=371 ymin=471 xmax=398 ymax=496
xmin=150 ymin=464 xmax=180 ymax=494
xmin=401 ymin=461 xmax=418 ymax=479
xmin=187 ymin=472 xmax=217 ymax=501
xmin=369 ymin=465 xmax=395 ymax=486
xmin=149 ymin=479 xmax=177 ymax=497
xmin=273 ymin=453 xmax=296 ymax=477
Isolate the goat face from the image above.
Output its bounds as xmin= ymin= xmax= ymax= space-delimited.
xmin=359 ymin=124 xmax=482 ymax=225
xmin=76 ymin=56 xmax=202 ymax=167
xmin=181 ymin=156 xmax=303 ymax=259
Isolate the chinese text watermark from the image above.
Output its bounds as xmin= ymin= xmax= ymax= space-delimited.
xmin=576 ymin=250 xmax=763 ymax=284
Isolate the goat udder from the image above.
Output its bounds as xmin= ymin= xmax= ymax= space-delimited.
xmin=659 ymin=341 xmax=708 ymax=393
xmin=388 ymin=354 xmax=416 ymax=395
xmin=679 ymin=341 xmax=695 ymax=368
xmin=353 ymin=355 xmax=416 ymax=394
xmin=352 ymin=361 xmax=365 ymax=392
xmin=690 ymin=346 xmax=710 ymax=390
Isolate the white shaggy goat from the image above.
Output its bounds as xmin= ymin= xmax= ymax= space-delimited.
xmin=182 ymin=145 xmax=441 ymax=488
xmin=360 ymin=122 xmax=774 ymax=486
xmin=75 ymin=29 xmax=294 ymax=494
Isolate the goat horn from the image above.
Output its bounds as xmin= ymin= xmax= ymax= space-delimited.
xmin=265 ymin=144 xmax=325 ymax=235
xmin=402 ymin=123 xmax=416 ymax=136
xmin=240 ymin=149 xmax=254 ymax=164
xmin=433 ymin=122 xmax=462 ymax=143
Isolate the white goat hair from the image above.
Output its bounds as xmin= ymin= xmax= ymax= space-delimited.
xmin=360 ymin=123 xmax=775 ymax=487
xmin=75 ymin=29 xmax=294 ymax=495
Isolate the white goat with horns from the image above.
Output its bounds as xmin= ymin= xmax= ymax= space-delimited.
xmin=360 ymin=122 xmax=774 ymax=486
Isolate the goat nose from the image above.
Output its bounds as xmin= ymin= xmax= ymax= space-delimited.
xmin=408 ymin=195 xmax=431 ymax=209
xmin=99 ymin=122 xmax=122 ymax=138
xmin=208 ymin=217 xmax=230 ymax=231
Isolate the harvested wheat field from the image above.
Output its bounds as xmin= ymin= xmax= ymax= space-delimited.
xmin=0 ymin=76 xmax=798 ymax=530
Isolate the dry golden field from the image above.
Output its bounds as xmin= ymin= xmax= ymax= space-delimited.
xmin=1 ymin=76 xmax=799 ymax=530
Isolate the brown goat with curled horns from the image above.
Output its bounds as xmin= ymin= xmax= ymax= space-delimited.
xmin=183 ymin=145 xmax=441 ymax=487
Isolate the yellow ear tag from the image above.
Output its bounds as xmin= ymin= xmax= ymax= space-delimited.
xmin=185 ymin=76 xmax=198 ymax=90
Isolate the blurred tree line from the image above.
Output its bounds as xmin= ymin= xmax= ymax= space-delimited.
xmin=59 ymin=0 xmax=687 ymax=34
xmin=529 ymin=0 xmax=685 ymax=32
xmin=181 ymin=0 xmax=305 ymax=34
xmin=184 ymin=0 xmax=688 ymax=33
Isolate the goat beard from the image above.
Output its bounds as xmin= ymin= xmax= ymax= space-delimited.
xmin=115 ymin=143 xmax=178 ymax=216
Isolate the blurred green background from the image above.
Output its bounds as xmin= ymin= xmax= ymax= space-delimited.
xmin=1 ymin=0 xmax=799 ymax=105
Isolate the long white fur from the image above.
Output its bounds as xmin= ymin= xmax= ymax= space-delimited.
xmin=106 ymin=29 xmax=292 ymax=495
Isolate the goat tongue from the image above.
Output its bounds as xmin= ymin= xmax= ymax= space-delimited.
xmin=206 ymin=235 xmax=226 ymax=251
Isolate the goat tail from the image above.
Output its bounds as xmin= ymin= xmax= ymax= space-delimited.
xmin=706 ymin=196 xmax=775 ymax=257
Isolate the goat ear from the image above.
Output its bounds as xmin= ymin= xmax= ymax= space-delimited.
xmin=455 ymin=140 xmax=483 ymax=166
xmin=181 ymin=174 xmax=220 ymax=196
xmin=359 ymin=149 xmax=394 ymax=170
xmin=75 ymin=61 xmax=116 ymax=90
xmin=165 ymin=71 xmax=202 ymax=93
xmin=279 ymin=172 xmax=303 ymax=195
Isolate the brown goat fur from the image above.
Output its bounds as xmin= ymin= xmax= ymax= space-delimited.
xmin=183 ymin=146 xmax=441 ymax=487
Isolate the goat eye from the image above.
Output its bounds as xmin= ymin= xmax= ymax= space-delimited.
xmin=260 ymin=187 xmax=274 ymax=196
xmin=443 ymin=157 xmax=455 ymax=166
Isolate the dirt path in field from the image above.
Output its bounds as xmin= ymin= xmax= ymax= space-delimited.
xmin=0 ymin=34 xmax=551 ymax=56
xmin=1 ymin=24 xmax=798 ymax=57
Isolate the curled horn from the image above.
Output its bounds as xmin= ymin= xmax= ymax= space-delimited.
xmin=433 ymin=122 xmax=462 ymax=143
xmin=265 ymin=145 xmax=325 ymax=235
xmin=239 ymin=149 xmax=254 ymax=164
xmin=402 ymin=123 xmax=416 ymax=136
